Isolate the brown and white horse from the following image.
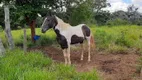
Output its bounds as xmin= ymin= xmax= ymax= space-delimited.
xmin=41 ymin=15 xmax=95 ymax=65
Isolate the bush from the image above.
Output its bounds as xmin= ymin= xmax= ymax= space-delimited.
xmin=115 ymin=30 xmax=132 ymax=47
xmin=95 ymin=30 xmax=113 ymax=50
xmin=106 ymin=18 xmax=129 ymax=26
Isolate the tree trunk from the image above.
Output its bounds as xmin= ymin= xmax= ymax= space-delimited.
xmin=4 ymin=5 xmax=14 ymax=50
xmin=30 ymin=20 xmax=36 ymax=43
xmin=0 ymin=38 xmax=5 ymax=56
xmin=23 ymin=27 xmax=27 ymax=53
xmin=25 ymin=16 xmax=36 ymax=43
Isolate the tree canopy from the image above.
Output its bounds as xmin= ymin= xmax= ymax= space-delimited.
xmin=0 ymin=0 xmax=141 ymax=29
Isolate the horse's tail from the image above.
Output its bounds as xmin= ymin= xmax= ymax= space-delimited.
xmin=90 ymin=33 xmax=95 ymax=48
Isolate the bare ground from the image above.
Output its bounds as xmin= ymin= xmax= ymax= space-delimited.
xmin=28 ymin=46 xmax=141 ymax=80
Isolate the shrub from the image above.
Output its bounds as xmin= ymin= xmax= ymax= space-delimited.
xmin=115 ymin=30 xmax=135 ymax=48
xmin=106 ymin=18 xmax=129 ymax=26
xmin=95 ymin=30 xmax=113 ymax=50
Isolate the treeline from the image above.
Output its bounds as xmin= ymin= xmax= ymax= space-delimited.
xmin=0 ymin=0 xmax=142 ymax=30
xmin=96 ymin=5 xmax=142 ymax=26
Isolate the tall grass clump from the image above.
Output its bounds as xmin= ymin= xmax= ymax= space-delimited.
xmin=91 ymin=25 xmax=142 ymax=53
xmin=0 ymin=49 xmax=99 ymax=80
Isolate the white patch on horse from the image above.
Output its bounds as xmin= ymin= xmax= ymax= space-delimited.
xmin=41 ymin=17 xmax=47 ymax=28
xmin=55 ymin=16 xmax=85 ymax=44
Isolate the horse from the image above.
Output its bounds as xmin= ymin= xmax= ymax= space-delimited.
xmin=41 ymin=15 xmax=95 ymax=65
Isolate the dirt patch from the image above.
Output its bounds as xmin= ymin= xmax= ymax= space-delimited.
xmin=28 ymin=46 xmax=141 ymax=80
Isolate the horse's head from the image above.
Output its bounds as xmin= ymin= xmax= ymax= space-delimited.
xmin=41 ymin=15 xmax=57 ymax=33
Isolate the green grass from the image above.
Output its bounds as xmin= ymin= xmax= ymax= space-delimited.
xmin=1 ymin=25 xmax=142 ymax=53
xmin=91 ymin=25 xmax=142 ymax=53
xmin=0 ymin=28 xmax=56 ymax=47
xmin=0 ymin=49 xmax=99 ymax=80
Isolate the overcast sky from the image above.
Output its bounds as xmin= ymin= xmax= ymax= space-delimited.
xmin=103 ymin=0 xmax=142 ymax=13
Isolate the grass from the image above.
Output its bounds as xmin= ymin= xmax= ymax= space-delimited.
xmin=0 ymin=28 xmax=56 ymax=47
xmin=0 ymin=25 xmax=142 ymax=53
xmin=0 ymin=49 xmax=99 ymax=80
xmin=91 ymin=25 xmax=142 ymax=53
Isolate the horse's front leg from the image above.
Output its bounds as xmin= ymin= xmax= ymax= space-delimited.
xmin=67 ymin=44 xmax=71 ymax=65
xmin=88 ymin=40 xmax=91 ymax=62
xmin=63 ymin=49 xmax=67 ymax=65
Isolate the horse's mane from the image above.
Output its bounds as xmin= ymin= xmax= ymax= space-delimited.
xmin=55 ymin=16 xmax=71 ymax=29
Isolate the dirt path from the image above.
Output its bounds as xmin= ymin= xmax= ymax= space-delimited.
xmin=29 ymin=46 xmax=141 ymax=80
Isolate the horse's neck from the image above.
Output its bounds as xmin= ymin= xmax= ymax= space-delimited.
xmin=55 ymin=16 xmax=71 ymax=31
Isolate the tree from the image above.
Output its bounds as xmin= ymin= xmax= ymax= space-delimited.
xmin=14 ymin=0 xmax=61 ymax=43
xmin=93 ymin=0 xmax=111 ymax=14
xmin=92 ymin=0 xmax=111 ymax=25
xmin=94 ymin=11 xmax=111 ymax=25
xmin=127 ymin=5 xmax=142 ymax=25
xmin=56 ymin=0 xmax=94 ymax=25
xmin=68 ymin=0 xmax=94 ymax=25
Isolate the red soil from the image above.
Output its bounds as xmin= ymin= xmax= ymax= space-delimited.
xmin=28 ymin=46 xmax=141 ymax=80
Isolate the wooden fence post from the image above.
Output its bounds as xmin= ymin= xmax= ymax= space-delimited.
xmin=23 ymin=27 xmax=27 ymax=53
xmin=4 ymin=5 xmax=14 ymax=50
xmin=0 ymin=38 xmax=5 ymax=56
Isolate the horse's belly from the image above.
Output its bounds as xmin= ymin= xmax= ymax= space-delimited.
xmin=70 ymin=35 xmax=84 ymax=44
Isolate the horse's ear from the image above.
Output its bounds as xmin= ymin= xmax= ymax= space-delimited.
xmin=49 ymin=11 xmax=52 ymax=16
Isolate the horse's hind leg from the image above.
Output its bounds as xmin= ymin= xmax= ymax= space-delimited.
xmin=87 ymin=37 xmax=91 ymax=62
xmin=67 ymin=44 xmax=71 ymax=65
xmin=80 ymin=43 xmax=84 ymax=60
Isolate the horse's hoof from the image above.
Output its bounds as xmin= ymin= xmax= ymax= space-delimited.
xmin=68 ymin=61 xmax=71 ymax=65
xmin=88 ymin=60 xmax=91 ymax=62
xmin=80 ymin=58 xmax=83 ymax=61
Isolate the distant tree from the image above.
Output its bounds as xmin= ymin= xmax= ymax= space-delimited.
xmin=68 ymin=0 xmax=94 ymax=25
xmin=56 ymin=0 xmax=94 ymax=25
xmin=94 ymin=11 xmax=111 ymax=26
xmin=92 ymin=0 xmax=111 ymax=25
xmin=112 ymin=10 xmax=128 ymax=20
xmin=127 ymin=5 xmax=142 ymax=25
xmin=93 ymin=0 xmax=111 ymax=14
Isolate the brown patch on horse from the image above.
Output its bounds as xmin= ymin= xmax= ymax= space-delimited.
xmin=71 ymin=35 xmax=84 ymax=44
xmin=82 ymin=25 xmax=91 ymax=37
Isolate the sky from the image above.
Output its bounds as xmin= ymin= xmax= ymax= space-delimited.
xmin=103 ymin=0 xmax=142 ymax=13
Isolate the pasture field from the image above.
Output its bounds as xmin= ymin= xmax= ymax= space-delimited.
xmin=1 ymin=25 xmax=142 ymax=53
xmin=0 ymin=25 xmax=142 ymax=80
